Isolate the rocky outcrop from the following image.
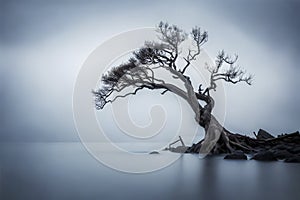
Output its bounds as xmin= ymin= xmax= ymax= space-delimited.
xmin=180 ymin=130 xmax=300 ymax=163
xmin=255 ymin=129 xmax=275 ymax=140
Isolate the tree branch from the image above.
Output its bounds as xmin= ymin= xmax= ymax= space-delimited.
xmin=180 ymin=27 xmax=208 ymax=74
xmin=204 ymin=50 xmax=253 ymax=94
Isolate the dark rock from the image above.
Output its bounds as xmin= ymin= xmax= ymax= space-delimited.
xmin=273 ymin=144 xmax=288 ymax=150
xmin=284 ymin=155 xmax=300 ymax=163
xmin=251 ymin=151 xmax=277 ymax=161
xmin=286 ymin=145 xmax=297 ymax=153
xmin=256 ymin=129 xmax=275 ymax=140
xmin=224 ymin=151 xmax=247 ymax=160
xmin=272 ymin=150 xmax=293 ymax=160
xmin=286 ymin=131 xmax=300 ymax=137
xmin=149 ymin=151 xmax=159 ymax=154
xmin=288 ymin=146 xmax=300 ymax=154
xmin=170 ymin=130 xmax=300 ymax=164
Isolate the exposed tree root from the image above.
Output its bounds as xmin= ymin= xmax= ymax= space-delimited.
xmin=177 ymin=130 xmax=300 ymax=162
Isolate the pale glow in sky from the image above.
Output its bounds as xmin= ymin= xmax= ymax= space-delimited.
xmin=1 ymin=0 xmax=299 ymax=142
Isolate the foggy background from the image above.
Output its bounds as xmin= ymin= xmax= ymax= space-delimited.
xmin=1 ymin=0 xmax=300 ymax=142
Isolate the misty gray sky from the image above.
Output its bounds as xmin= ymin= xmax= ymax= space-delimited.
xmin=1 ymin=0 xmax=299 ymax=142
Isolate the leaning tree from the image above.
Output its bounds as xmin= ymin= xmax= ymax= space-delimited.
xmin=93 ymin=22 xmax=254 ymax=155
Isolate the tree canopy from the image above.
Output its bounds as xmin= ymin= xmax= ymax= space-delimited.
xmin=93 ymin=22 xmax=253 ymax=155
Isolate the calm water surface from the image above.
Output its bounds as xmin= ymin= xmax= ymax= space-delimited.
xmin=0 ymin=143 xmax=299 ymax=200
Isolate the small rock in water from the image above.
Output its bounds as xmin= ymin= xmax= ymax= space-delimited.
xmin=251 ymin=150 xmax=277 ymax=161
xmin=284 ymin=155 xmax=300 ymax=163
xmin=149 ymin=151 xmax=159 ymax=154
xmin=272 ymin=149 xmax=292 ymax=160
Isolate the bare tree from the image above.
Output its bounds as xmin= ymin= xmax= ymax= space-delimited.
xmin=93 ymin=22 xmax=253 ymax=154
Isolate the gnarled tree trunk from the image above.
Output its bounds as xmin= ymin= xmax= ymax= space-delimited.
xmin=183 ymin=90 xmax=255 ymax=155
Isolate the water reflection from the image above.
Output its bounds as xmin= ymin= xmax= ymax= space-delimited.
xmin=0 ymin=143 xmax=299 ymax=200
